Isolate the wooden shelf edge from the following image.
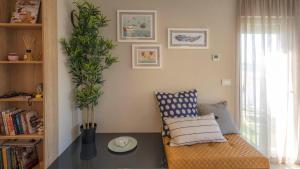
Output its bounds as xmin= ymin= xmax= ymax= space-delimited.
xmin=0 ymin=23 xmax=42 ymax=29
xmin=0 ymin=98 xmax=43 ymax=102
xmin=0 ymin=134 xmax=44 ymax=140
xmin=32 ymin=161 xmax=44 ymax=169
xmin=0 ymin=61 xmax=43 ymax=64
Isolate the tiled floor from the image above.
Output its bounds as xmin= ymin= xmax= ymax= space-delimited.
xmin=271 ymin=164 xmax=300 ymax=169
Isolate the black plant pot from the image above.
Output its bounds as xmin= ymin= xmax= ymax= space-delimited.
xmin=80 ymin=123 xmax=97 ymax=145
xmin=80 ymin=123 xmax=98 ymax=160
xmin=80 ymin=141 xmax=97 ymax=160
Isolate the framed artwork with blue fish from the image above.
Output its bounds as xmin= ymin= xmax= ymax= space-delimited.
xmin=117 ymin=10 xmax=157 ymax=42
xmin=132 ymin=44 xmax=162 ymax=69
xmin=168 ymin=28 xmax=209 ymax=49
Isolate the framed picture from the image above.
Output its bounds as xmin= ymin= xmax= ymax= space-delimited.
xmin=168 ymin=28 xmax=209 ymax=49
xmin=11 ymin=0 xmax=41 ymax=23
xmin=132 ymin=44 xmax=162 ymax=69
xmin=117 ymin=10 xmax=157 ymax=42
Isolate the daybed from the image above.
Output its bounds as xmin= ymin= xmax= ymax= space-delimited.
xmin=163 ymin=134 xmax=270 ymax=169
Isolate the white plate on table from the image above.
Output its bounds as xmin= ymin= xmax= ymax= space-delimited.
xmin=108 ymin=136 xmax=137 ymax=153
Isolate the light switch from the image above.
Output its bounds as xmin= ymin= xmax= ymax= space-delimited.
xmin=222 ymin=79 xmax=232 ymax=86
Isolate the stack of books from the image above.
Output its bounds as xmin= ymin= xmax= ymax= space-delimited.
xmin=0 ymin=140 xmax=40 ymax=169
xmin=0 ymin=109 xmax=41 ymax=136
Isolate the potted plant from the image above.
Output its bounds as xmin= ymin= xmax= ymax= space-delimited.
xmin=61 ymin=0 xmax=118 ymax=144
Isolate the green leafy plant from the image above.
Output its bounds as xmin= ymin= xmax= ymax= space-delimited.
xmin=61 ymin=0 xmax=118 ymax=129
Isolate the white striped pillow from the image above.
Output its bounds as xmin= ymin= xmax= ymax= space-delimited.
xmin=165 ymin=113 xmax=227 ymax=146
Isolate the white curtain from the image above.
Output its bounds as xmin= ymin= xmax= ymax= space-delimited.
xmin=238 ymin=0 xmax=300 ymax=164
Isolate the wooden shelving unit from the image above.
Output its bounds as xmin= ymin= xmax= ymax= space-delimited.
xmin=0 ymin=134 xmax=44 ymax=140
xmin=0 ymin=97 xmax=43 ymax=102
xmin=0 ymin=23 xmax=42 ymax=29
xmin=33 ymin=162 xmax=44 ymax=169
xmin=0 ymin=0 xmax=45 ymax=168
xmin=0 ymin=60 xmax=43 ymax=64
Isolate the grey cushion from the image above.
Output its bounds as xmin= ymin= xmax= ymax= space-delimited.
xmin=198 ymin=101 xmax=239 ymax=134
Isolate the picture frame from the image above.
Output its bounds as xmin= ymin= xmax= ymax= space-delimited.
xmin=132 ymin=44 xmax=162 ymax=69
xmin=168 ymin=28 xmax=209 ymax=49
xmin=11 ymin=0 xmax=41 ymax=24
xmin=117 ymin=10 xmax=157 ymax=42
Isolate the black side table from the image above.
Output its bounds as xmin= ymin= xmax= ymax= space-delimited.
xmin=48 ymin=133 xmax=167 ymax=169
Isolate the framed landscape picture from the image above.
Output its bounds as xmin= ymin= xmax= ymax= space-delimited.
xmin=117 ymin=10 xmax=157 ymax=42
xmin=132 ymin=44 xmax=162 ymax=69
xmin=168 ymin=28 xmax=209 ymax=49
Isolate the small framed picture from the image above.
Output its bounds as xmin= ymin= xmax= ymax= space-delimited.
xmin=117 ymin=10 xmax=157 ymax=42
xmin=168 ymin=28 xmax=209 ymax=49
xmin=132 ymin=44 xmax=162 ymax=69
xmin=11 ymin=0 xmax=41 ymax=23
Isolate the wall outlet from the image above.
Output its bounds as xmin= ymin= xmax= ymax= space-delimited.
xmin=212 ymin=54 xmax=220 ymax=62
xmin=221 ymin=79 xmax=232 ymax=86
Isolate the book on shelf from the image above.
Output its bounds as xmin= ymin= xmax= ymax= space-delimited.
xmin=0 ymin=140 xmax=4 ymax=169
xmin=0 ymin=108 xmax=41 ymax=136
xmin=0 ymin=140 xmax=40 ymax=169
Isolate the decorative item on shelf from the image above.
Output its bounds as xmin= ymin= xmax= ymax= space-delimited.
xmin=37 ymin=119 xmax=44 ymax=135
xmin=24 ymin=49 xmax=33 ymax=61
xmin=22 ymin=32 xmax=36 ymax=61
xmin=35 ymin=83 xmax=43 ymax=99
xmin=37 ymin=125 xmax=44 ymax=135
xmin=7 ymin=53 xmax=19 ymax=61
xmin=61 ymin=0 xmax=118 ymax=145
xmin=10 ymin=0 xmax=41 ymax=24
xmin=25 ymin=110 xmax=40 ymax=134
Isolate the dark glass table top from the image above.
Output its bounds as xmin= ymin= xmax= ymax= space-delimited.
xmin=48 ymin=133 xmax=166 ymax=169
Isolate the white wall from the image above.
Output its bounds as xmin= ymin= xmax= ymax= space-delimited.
xmin=92 ymin=0 xmax=237 ymax=133
xmin=54 ymin=0 xmax=237 ymax=157
xmin=48 ymin=0 xmax=238 ymax=166
xmin=57 ymin=0 xmax=81 ymax=155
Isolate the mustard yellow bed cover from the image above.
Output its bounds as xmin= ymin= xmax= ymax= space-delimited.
xmin=163 ymin=134 xmax=270 ymax=169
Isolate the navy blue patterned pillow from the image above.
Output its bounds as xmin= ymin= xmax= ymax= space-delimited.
xmin=155 ymin=89 xmax=199 ymax=136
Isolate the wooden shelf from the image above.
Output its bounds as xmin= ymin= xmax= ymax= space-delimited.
xmin=33 ymin=161 xmax=44 ymax=169
xmin=0 ymin=1 xmax=45 ymax=168
xmin=0 ymin=97 xmax=43 ymax=102
xmin=0 ymin=23 xmax=42 ymax=29
xmin=0 ymin=134 xmax=43 ymax=140
xmin=0 ymin=61 xmax=43 ymax=64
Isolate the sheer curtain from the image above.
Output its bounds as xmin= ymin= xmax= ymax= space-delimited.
xmin=238 ymin=0 xmax=300 ymax=164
